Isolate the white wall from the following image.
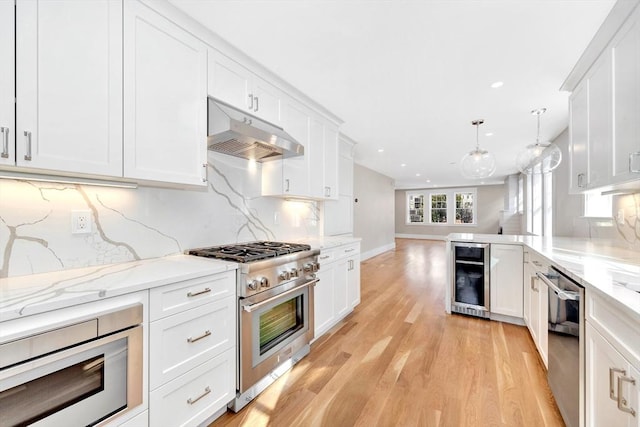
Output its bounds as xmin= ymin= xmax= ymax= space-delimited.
xmin=0 ymin=153 xmax=321 ymax=278
xmin=353 ymin=164 xmax=396 ymax=259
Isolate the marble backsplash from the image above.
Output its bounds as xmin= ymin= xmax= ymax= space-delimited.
xmin=0 ymin=153 xmax=321 ymax=278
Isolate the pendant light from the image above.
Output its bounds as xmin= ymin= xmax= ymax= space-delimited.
xmin=516 ymin=108 xmax=562 ymax=174
xmin=460 ymin=119 xmax=496 ymax=179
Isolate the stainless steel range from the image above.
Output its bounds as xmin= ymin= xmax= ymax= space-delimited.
xmin=188 ymin=241 xmax=319 ymax=412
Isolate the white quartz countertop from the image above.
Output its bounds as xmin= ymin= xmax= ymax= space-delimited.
xmin=0 ymin=255 xmax=237 ymax=322
xmin=294 ymin=235 xmax=361 ymax=250
xmin=448 ymin=233 xmax=640 ymax=320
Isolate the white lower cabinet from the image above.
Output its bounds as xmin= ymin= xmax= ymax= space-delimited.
xmin=314 ymin=242 xmax=360 ymax=339
xmin=523 ymin=251 xmax=549 ymax=367
xmin=586 ymin=323 xmax=639 ymax=426
xmin=149 ymin=348 xmax=235 ymax=427
xmin=490 ymin=244 xmax=523 ymax=318
xmin=149 ymin=272 xmax=236 ymax=426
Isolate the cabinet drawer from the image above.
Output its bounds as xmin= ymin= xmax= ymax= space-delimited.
xmin=150 ymin=272 xmax=235 ymax=321
xmin=587 ymin=291 xmax=640 ymax=367
xmin=149 ymin=348 xmax=235 ymax=427
xmin=318 ymin=249 xmax=336 ymax=264
xmin=150 ymin=297 xmax=235 ymax=389
xmin=339 ymin=243 xmax=360 ymax=258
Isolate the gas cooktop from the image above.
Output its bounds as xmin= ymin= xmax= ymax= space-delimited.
xmin=187 ymin=241 xmax=312 ymax=263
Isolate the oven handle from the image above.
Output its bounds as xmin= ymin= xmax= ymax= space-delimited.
xmin=242 ymin=279 xmax=319 ymax=313
xmin=536 ymin=271 xmax=580 ymax=301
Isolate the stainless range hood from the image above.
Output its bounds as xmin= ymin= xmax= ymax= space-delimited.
xmin=207 ymin=96 xmax=304 ymax=161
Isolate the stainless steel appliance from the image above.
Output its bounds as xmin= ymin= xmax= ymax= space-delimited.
xmin=207 ymin=97 xmax=304 ymax=162
xmin=188 ymin=241 xmax=319 ymax=412
xmin=0 ymin=304 xmax=143 ymax=426
xmin=537 ymin=267 xmax=584 ymax=427
xmin=451 ymin=242 xmax=491 ymax=318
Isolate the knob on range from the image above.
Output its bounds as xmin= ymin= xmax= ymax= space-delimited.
xmin=247 ymin=279 xmax=259 ymax=291
xmin=303 ymin=262 xmax=320 ymax=273
xmin=279 ymin=271 xmax=290 ymax=281
xmin=260 ymin=277 xmax=269 ymax=288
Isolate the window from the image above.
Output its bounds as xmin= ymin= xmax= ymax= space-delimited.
xmin=407 ymin=193 xmax=425 ymax=223
xmin=455 ymin=192 xmax=474 ymax=224
xmin=524 ymin=170 xmax=553 ymax=236
xmin=430 ymin=194 xmax=447 ymax=223
xmin=405 ymin=188 xmax=476 ymax=226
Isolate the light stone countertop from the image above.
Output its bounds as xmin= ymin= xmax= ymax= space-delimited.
xmin=294 ymin=235 xmax=361 ymax=250
xmin=0 ymin=255 xmax=237 ymax=322
xmin=448 ymin=233 xmax=640 ymax=320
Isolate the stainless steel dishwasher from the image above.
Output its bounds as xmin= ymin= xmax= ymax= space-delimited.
xmin=537 ymin=267 xmax=584 ymax=427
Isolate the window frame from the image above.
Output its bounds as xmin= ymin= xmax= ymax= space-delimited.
xmin=405 ymin=188 xmax=477 ymax=226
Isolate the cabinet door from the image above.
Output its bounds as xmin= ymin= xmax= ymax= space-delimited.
xmin=308 ymin=117 xmax=325 ymax=199
xmin=280 ymin=98 xmax=310 ymax=196
xmin=334 ymin=259 xmax=350 ymax=319
xmin=208 ymin=49 xmax=251 ymax=112
xmin=490 ymin=244 xmax=523 ymax=317
xmin=253 ymin=76 xmax=282 ymax=125
xmin=338 ymin=150 xmax=354 ymax=196
xmin=0 ymin=0 xmax=14 ymax=166
xmin=523 ymin=254 xmax=533 ymax=329
xmin=16 ymin=0 xmax=122 ymax=176
xmin=611 ymin=8 xmax=640 ymax=184
xmin=586 ymin=323 xmax=635 ymax=427
xmin=124 ymin=1 xmax=207 ymax=186
xmin=538 ymin=281 xmax=549 ymax=368
xmin=569 ymin=80 xmax=589 ymax=193
xmin=347 ymin=256 xmax=361 ymax=308
xmin=588 ymin=51 xmax=612 ymax=188
xmin=323 ymin=124 xmax=339 ymax=199
xmin=314 ymin=266 xmax=334 ymax=338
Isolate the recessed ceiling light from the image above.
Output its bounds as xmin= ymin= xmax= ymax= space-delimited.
xmin=401 ymin=163 xmax=406 ymax=167
xmin=426 ymin=179 xmax=431 ymax=183
xmin=485 ymin=132 xmax=494 ymax=137
xmin=491 ymin=81 xmax=504 ymax=88
xmin=377 ymin=148 xmax=384 ymax=153
xmin=416 ymin=173 xmax=421 ymax=177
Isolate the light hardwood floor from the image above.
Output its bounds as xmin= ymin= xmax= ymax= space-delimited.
xmin=211 ymin=238 xmax=564 ymax=427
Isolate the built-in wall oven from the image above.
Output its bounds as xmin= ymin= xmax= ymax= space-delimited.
xmin=0 ymin=304 xmax=143 ymax=427
xmin=451 ymin=242 xmax=491 ymax=318
xmin=188 ymin=241 xmax=320 ymax=412
xmin=537 ymin=266 xmax=584 ymax=427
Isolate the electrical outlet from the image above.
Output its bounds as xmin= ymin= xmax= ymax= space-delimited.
xmin=71 ymin=210 xmax=92 ymax=234
xmin=617 ymin=209 xmax=625 ymax=225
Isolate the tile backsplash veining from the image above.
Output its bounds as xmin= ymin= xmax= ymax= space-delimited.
xmin=0 ymin=153 xmax=320 ymax=278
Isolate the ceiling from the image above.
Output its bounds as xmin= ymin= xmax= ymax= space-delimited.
xmin=170 ymin=0 xmax=616 ymax=189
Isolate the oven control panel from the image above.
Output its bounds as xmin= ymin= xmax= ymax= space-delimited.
xmin=242 ymin=257 xmax=319 ymax=297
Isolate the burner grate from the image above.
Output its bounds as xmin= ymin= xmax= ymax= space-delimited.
xmin=188 ymin=241 xmax=311 ymax=263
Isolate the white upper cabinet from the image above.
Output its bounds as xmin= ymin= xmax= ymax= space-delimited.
xmin=14 ymin=0 xmax=123 ymax=176
xmin=565 ymin=1 xmax=640 ymax=192
xmin=0 ymin=0 xmax=14 ymax=167
xmin=208 ymin=49 xmax=281 ymax=125
xmin=587 ymin=51 xmax=612 ymax=189
xmin=323 ymin=124 xmax=339 ymax=199
xmin=569 ymin=81 xmax=589 ymax=193
xmin=612 ymin=8 xmax=640 ymax=184
xmin=124 ymin=0 xmax=208 ymax=186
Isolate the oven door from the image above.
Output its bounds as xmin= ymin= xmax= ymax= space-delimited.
xmin=239 ymin=278 xmax=317 ymax=392
xmin=0 ymin=326 xmax=142 ymax=427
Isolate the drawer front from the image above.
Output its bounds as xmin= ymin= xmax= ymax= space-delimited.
xmin=318 ymin=249 xmax=336 ymax=265
xmin=587 ymin=290 xmax=640 ymax=367
xmin=150 ymin=297 xmax=235 ymax=389
xmin=149 ymin=348 xmax=235 ymax=427
xmin=340 ymin=243 xmax=360 ymax=258
xmin=150 ymin=272 xmax=235 ymax=321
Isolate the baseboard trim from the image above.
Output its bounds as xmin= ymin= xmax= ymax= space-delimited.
xmin=361 ymin=242 xmax=396 ymax=261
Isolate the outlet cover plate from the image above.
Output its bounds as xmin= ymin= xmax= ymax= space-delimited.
xmin=71 ymin=210 xmax=92 ymax=234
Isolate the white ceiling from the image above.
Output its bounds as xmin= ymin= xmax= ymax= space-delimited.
xmin=170 ymin=0 xmax=615 ymax=189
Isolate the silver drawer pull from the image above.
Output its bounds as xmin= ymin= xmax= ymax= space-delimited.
xmin=618 ymin=375 xmax=637 ymax=416
xmin=319 ymin=255 xmax=330 ymax=260
xmin=187 ymin=386 xmax=211 ymax=405
xmin=23 ymin=131 xmax=32 ymax=161
xmin=187 ymin=287 xmax=211 ymax=298
xmin=610 ymin=367 xmax=626 ymax=400
xmin=254 ymin=96 xmax=259 ymax=112
xmin=1 ymin=127 xmax=8 ymax=158
xmin=532 ymin=260 xmax=543 ymax=267
xmin=345 ymin=248 xmax=355 ymax=253
xmin=187 ymin=330 xmax=211 ymax=343
xmin=629 ymin=152 xmax=640 ymax=174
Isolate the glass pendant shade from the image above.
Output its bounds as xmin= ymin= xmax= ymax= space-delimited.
xmin=460 ymin=119 xmax=496 ymax=179
xmin=516 ymin=108 xmax=562 ymax=174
